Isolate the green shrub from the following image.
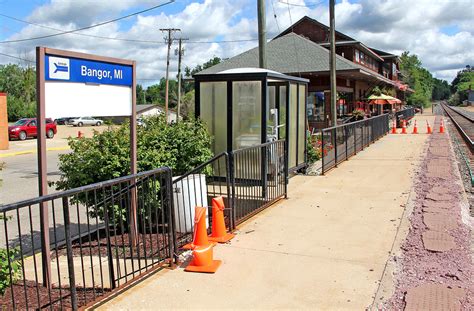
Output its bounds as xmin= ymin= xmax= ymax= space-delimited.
xmin=54 ymin=116 xmax=213 ymax=224
xmin=0 ymin=247 xmax=21 ymax=296
xmin=307 ymin=132 xmax=321 ymax=163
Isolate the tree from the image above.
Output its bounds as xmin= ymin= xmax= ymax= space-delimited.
xmin=0 ymin=64 xmax=36 ymax=121
xmin=136 ymin=84 xmax=146 ymax=105
xmin=400 ymin=52 xmax=434 ymax=107
xmin=54 ymin=116 xmax=213 ymax=223
xmin=432 ymin=78 xmax=451 ymax=100
xmin=184 ymin=56 xmax=221 ymax=77
xmin=449 ymin=66 xmax=473 ymax=105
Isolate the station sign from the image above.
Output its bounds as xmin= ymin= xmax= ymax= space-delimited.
xmin=42 ymin=50 xmax=135 ymax=119
xmin=45 ymin=56 xmax=133 ymax=86
xmin=35 ymin=47 xmax=138 ymax=285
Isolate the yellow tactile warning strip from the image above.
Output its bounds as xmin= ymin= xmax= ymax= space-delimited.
xmin=405 ymin=283 xmax=465 ymax=311
xmin=422 ymin=230 xmax=456 ymax=252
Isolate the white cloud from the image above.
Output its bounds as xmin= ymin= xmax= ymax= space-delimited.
xmin=0 ymin=0 xmax=472 ymax=83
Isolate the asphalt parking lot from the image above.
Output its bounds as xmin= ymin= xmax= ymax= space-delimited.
xmin=1 ymin=124 xmax=111 ymax=203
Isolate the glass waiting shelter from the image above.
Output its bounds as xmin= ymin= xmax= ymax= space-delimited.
xmin=195 ymin=68 xmax=309 ymax=172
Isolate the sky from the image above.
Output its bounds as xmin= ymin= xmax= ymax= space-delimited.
xmin=0 ymin=0 xmax=473 ymax=85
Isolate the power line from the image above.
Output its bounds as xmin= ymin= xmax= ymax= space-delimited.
xmin=270 ymin=0 xmax=281 ymax=33
xmin=286 ymin=1 xmax=301 ymax=77
xmin=0 ymin=52 xmax=35 ymax=63
xmin=278 ymin=0 xmax=323 ymax=8
xmin=0 ymin=12 xmax=279 ymax=45
xmin=0 ymin=0 xmax=175 ymax=44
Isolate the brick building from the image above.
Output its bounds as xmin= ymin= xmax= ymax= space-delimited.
xmin=197 ymin=16 xmax=412 ymax=130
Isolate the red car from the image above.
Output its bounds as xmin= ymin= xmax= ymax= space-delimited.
xmin=8 ymin=118 xmax=57 ymax=141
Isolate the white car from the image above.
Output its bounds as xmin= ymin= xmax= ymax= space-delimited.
xmin=69 ymin=117 xmax=103 ymax=127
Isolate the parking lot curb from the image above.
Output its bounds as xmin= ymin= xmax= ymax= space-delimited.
xmin=0 ymin=146 xmax=70 ymax=158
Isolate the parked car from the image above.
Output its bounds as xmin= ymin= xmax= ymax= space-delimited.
xmin=54 ymin=117 xmax=75 ymax=125
xmin=69 ymin=117 xmax=103 ymax=127
xmin=8 ymin=118 xmax=57 ymax=141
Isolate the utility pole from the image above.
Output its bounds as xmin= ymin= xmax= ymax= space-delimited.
xmin=257 ymin=0 xmax=267 ymax=68
xmin=329 ymin=0 xmax=337 ymax=127
xmin=160 ymin=28 xmax=180 ymax=122
xmin=175 ymin=38 xmax=188 ymax=122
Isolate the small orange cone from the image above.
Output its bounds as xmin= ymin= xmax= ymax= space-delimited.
xmin=439 ymin=119 xmax=445 ymax=133
xmin=412 ymin=120 xmax=418 ymax=134
xmin=208 ymin=197 xmax=235 ymax=243
xmin=401 ymin=120 xmax=407 ymax=134
xmin=391 ymin=119 xmax=397 ymax=134
xmin=426 ymin=121 xmax=432 ymax=134
xmin=184 ymin=244 xmax=221 ymax=273
xmin=182 ymin=207 xmax=215 ymax=250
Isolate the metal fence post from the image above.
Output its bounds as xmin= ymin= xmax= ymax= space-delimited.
xmin=165 ymin=168 xmax=178 ymax=266
xmin=102 ymin=192 xmax=116 ymax=290
xmin=334 ymin=128 xmax=338 ymax=167
xmin=344 ymin=125 xmax=348 ymax=160
xmin=321 ymin=130 xmax=325 ymax=175
xmin=225 ymin=153 xmax=236 ymax=230
xmin=62 ymin=197 xmax=78 ymax=311
xmin=284 ymin=141 xmax=288 ymax=198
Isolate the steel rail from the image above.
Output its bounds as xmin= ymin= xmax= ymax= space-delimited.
xmin=441 ymin=103 xmax=474 ymax=153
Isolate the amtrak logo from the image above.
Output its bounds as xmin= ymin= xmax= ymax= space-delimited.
xmin=49 ymin=57 xmax=70 ymax=80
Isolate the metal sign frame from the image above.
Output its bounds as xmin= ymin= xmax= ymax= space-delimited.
xmin=36 ymin=46 xmax=137 ymax=287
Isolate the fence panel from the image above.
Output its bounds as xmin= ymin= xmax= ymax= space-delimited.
xmin=0 ymin=167 xmax=174 ymax=310
xmin=232 ymin=140 xmax=287 ymax=225
xmin=394 ymin=107 xmax=415 ymax=127
xmin=322 ymin=114 xmax=389 ymax=174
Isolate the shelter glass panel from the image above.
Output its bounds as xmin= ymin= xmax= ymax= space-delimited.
xmin=232 ymin=81 xmax=262 ymax=149
xmin=298 ymin=84 xmax=306 ymax=165
xmin=267 ymin=85 xmax=276 ymax=137
xmin=279 ymin=86 xmax=287 ymax=140
xmin=200 ymin=81 xmax=227 ymax=154
xmin=289 ymin=83 xmax=297 ymax=168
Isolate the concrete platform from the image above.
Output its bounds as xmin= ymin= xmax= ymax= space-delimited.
xmin=96 ymin=112 xmax=436 ymax=310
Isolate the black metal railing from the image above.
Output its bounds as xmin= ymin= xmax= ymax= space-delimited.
xmin=0 ymin=140 xmax=288 ymax=310
xmin=394 ymin=107 xmax=415 ymax=127
xmin=231 ymin=140 xmax=287 ymax=225
xmin=0 ymin=167 xmax=174 ymax=310
xmin=321 ymin=114 xmax=389 ymax=174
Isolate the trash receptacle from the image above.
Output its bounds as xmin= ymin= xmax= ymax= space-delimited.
xmin=172 ymin=174 xmax=208 ymax=233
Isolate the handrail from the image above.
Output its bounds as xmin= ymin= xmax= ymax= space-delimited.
xmin=0 ymin=166 xmax=171 ymax=212
xmin=172 ymin=152 xmax=228 ymax=183
xmin=323 ymin=113 xmax=389 ymax=132
xmin=231 ymin=139 xmax=286 ymax=154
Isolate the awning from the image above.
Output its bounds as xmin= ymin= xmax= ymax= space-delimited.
xmin=368 ymin=94 xmax=402 ymax=105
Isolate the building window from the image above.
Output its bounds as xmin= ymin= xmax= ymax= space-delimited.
xmin=307 ymin=92 xmax=324 ymax=122
xmin=360 ymin=52 xmax=365 ymax=65
xmin=355 ymin=49 xmax=360 ymax=62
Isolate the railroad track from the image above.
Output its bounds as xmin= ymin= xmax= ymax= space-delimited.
xmin=441 ymin=103 xmax=474 ymax=153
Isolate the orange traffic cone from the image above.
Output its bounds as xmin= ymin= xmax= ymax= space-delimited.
xmin=412 ymin=120 xmax=418 ymax=134
xmin=184 ymin=243 xmax=221 ymax=273
xmin=182 ymin=207 xmax=215 ymax=250
xmin=401 ymin=120 xmax=407 ymax=134
xmin=439 ymin=119 xmax=445 ymax=133
xmin=426 ymin=121 xmax=432 ymax=134
xmin=391 ymin=119 xmax=397 ymax=134
xmin=208 ymin=197 xmax=235 ymax=243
